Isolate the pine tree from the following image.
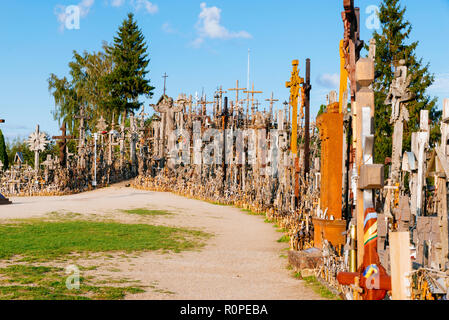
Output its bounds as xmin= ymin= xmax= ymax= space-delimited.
xmin=371 ymin=0 xmax=441 ymax=165
xmin=106 ymin=13 xmax=155 ymax=117
xmin=0 ymin=129 xmax=8 ymax=171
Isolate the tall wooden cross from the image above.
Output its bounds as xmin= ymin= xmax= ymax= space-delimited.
xmin=341 ymin=0 xmax=364 ymax=106
xmin=162 ymin=73 xmax=168 ymax=96
xmin=285 ymin=59 xmax=304 ymax=156
xmin=303 ymin=59 xmax=312 ymax=178
xmin=228 ymin=80 xmax=247 ymax=109
xmin=244 ymin=83 xmax=263 ymax=122
xmin=52 ymin=122 xmax=75 ymax=168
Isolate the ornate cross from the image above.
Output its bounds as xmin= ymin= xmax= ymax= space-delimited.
xmin=52 ymin=122 xmax=75 ymax=168
xmin=266 ymin=92 xmax=279 ymax=124
xmin=26 ymin=124 xmax=50 ymax=171
xmin=285 ymin=60 xmax=304 ymax=156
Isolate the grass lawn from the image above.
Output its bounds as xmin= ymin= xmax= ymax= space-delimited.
xmin=0 ymin=265 xmax=145 ymax=300
xmin=0 ymin=218 xmax=211 ymax=300
xmin=0 ymin=221 xmax=209 ymax=262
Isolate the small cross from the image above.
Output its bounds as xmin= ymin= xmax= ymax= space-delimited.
xmin=162 ymin=73 xmax=169 ymax=96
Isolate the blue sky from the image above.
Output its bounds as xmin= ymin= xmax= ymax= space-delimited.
xmin=0 ymin=0 xmax=448 ymax=140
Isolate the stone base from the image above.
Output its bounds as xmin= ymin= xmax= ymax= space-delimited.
xmin=288 ymin=248 xmax=323 ymax=271
xmin=0 ymin=193 xmax=12 ymax=205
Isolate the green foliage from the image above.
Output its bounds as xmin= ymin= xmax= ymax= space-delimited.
xmin=0 ymin=130 xmax=8 ymax=171
xmin=105 ymin=13 xmax=155 ymax=117
xmin=317 ymin=104 xmax=327 ymax=117
xmin=6 ymin=137 xmax=58 ymax=169
xmin=48 ymin=13 xmax=153 ymax=136
xmin=0 ymin=221 xmax=210 ymax=262
xmin=0 ymin=264 xmax=145 ymax=300
xmin=371 ymin=0 xmax=441 ymax=164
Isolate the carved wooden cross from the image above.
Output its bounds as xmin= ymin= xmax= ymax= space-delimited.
xmin=52 ymin=122 xmax=75 ymax=168
xmin=341 ymin=0 xmax=364 ymax=105
xmin=285 ymin=60 xmax=304 ymax=156
xmin=26 ymin=125 xmax=50 ymax=171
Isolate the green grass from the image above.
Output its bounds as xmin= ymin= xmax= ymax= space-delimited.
xmin=277 ymin=235 xmax=290 ymax=243
xmin=241 ymin=209 xmax=265 ymax=216
xmin=294 ymin=272 xmax=340 ymax=300
xmin=0 ymin=221 xmax=210 ymax=262
xmin=122 ymin=209 xmax=173 ymax=216
xmin=0 ymin=265 xmax=145 ymax=300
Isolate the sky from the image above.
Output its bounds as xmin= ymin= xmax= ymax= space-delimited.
xmin=0 ymin=0 xmax=448 ymax=141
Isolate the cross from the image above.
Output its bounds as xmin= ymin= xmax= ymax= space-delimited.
xmin=198 ymin=97 xmax=214 ymax=116
xmin=52 ymin=122 xmax=75 ymax=168
xmin=341 ymin=0 xmax=364 ymax=105
xmin=265 ymin=92 xmax=279 ymax=120
xmin=244 ymin=83 xmax=263 ymax=120
xmin=162 ymin=73 xmax=169 ymax=96
xmin=285 ymin=59 xmax=304 ymax=156
xmin=215 ymin=86 xmax=227 ymax=116
xmin=26 ymin=124 xmax=50 ymax=171
xmin=228 ymin=80 xmax=247 ymax=108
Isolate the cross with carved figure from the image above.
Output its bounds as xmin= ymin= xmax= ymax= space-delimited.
xmin=52 ymin=122 xmax=75 ymax=168
xmin=286 ymin=60 xmax=304 ymax=156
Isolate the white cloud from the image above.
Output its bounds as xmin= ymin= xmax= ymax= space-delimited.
xmin=193 ymin=2 xmax=251 ymax=47
xmin=131 ymin=0 xmax=159 ymax=14
xmin=429 ymin=73 xmax=449 ymax=96
xmin=54 ymin=0 xmax=95 ymax=32
xmin=162 ymin=22 xmax=176 ymax=34
xmin=316 ymin=73 xmax=339 ymax=89
xmin=111 ymin=0 xmax=126 ymax=7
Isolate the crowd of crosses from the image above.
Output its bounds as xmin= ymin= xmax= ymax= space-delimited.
xmin=0 ymin=0 xmax=448 ymax=301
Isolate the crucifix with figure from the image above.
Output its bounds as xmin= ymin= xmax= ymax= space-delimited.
xmin=52 ymin=122 xmax=76 ymax=168
xmin=286 ymin=59 xmax=304 ymax=204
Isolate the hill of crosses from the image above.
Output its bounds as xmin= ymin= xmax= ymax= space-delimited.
xmin=0 ymin=0 xmax=448 ymax=301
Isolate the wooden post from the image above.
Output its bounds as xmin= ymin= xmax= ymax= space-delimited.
xmin=390 ymin=232 xmax=411 ymax=300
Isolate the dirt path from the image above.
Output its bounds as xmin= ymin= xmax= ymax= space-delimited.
xmin=2 ymin=183 xmax=322 ymax=300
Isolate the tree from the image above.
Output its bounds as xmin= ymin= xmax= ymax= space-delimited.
xmin=105 ymin=13 xmax=155 ymax=118
xmin=371 ymin=0 xmax=441 ymax=165
xmin=0 ymin=130 xmax=8 ymax=171
xmin=49 ymin=44 xmax=114 ymax=136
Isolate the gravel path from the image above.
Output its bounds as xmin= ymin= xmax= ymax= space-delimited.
xmin=2 ymin=182 xmax=322 ymax=300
